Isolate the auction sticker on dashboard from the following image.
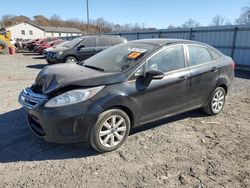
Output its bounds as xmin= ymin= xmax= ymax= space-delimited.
xmin=127 ymin=52 xmax=142 ymax=59
xmin=128 ymin=48 xmax=147 ymax=53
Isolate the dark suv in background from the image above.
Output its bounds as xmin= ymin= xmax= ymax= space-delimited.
xmin=46 ymin=35 xmax=127 ymax=64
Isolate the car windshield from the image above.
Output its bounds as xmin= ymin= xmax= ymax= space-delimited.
xmin=65 ymin=38 xmax=84 ymax=48
xmin=83 ymin=42 xmax=157 ymax=72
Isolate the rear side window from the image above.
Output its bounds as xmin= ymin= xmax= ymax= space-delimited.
xmin=82 ymin=38 xmax=96 ymax=47
xmin=209 ymin=48 xmax=222 ymax=60
xmin=147 ymin=45 xmax=185 ymax=73
xmin=112 ymin=38 xmax=124 ymax=45
xmin=188 ymin=45 xmax=212 ymax=66
xmin=97 ymin=37 xmax=111 ymax=46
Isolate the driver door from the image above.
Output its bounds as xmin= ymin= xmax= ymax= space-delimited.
xmin=130 ymin=45 xmax=191 ymax=123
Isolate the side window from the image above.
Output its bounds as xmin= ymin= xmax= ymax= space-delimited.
xmin=112 ymin=38 xmax=124 ymax=45
xmin=130 ymin=65 xmax=144 ymax=80
xmin=188 ymin=45 xmax=213 ymax=66
xmin=209 ymin=48 xmax=221 ymax=60
xmin=147 ymin=45 xmax=185 ymax=73
xmin=98 ymin=37 xmax=111 ymax=46
xmin=21 ymin=30 xmax=25 ymax=35
xmin=82 ymin=38 xmax=96 ymax=47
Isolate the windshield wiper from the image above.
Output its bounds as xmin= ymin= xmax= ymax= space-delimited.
xmin=84 ymin=65 xmax=104 ymax=72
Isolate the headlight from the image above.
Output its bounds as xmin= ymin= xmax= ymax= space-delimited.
xmin=44 ymin=86 xmax=104 ymax=107
xmin=55 ymin=51 xmax=63 ymax=57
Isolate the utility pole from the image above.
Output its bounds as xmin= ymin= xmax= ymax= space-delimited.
xmin=86 ymin=0 xmax=90 ymax=33
xmin=86 ymin=0 xmax=90 ymax=24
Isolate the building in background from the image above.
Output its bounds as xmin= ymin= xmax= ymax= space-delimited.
xmin=6 ymin=22 xmax=44 ymax=39
xmin=40 ymin=26 xmax=82 ymax=37
xmin=5 ymin=22 xmax=82 ymax=39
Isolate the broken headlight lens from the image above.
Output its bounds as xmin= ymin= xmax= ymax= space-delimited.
xmin=44 ymin=86 xmax=104 ymax=107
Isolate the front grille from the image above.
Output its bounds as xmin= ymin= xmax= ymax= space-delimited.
xmin=46 ymin=52 xmax=55 ymax=58
xmin=31 ymin=83 xmax=43 ymax=94
xmin=18 ymin=88 xmax=47 ymax=109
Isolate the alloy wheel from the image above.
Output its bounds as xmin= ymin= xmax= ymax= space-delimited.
xmin=99 ymin=115 xmax=127 ymax=148
xmin=66 ymin=57 xmax=77 ymax=63
xmin=211 ymin=89 xmax=225 ymax=113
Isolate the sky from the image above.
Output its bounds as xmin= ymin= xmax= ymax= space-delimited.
xmin=0 ymin=0 xmax=249 ymax=28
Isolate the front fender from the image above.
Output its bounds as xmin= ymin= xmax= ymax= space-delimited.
xmin=91 ymin=92 xmax=141 ymax=125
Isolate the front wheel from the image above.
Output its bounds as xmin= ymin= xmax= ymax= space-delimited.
xmin=90 ymin=109 xmax=131 ymax=153
xmin=203 ymin=87 xmax=226 ymax=115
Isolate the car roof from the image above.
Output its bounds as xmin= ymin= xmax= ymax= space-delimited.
xmin=130 ymin=38 xmax=208 ymax=47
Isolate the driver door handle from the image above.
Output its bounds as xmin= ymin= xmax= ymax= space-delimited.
xmin=211 ymin=67 xmax=218 ymax=72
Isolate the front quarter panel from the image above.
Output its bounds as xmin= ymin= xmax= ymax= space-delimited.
xmin=90 ymin=82 xmax=141 ymax=127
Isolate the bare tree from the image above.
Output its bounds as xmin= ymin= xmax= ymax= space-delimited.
xmin=211 ymin=15 xmax=225 ymax=26
xmin=50 ymin=14 xmax=62 ymax=27
xmin=235 ymin=6 xmax=250 ymax=25
xmin=32 ymin=15 xmax=50 ymax=26
xmin=182 ymin=18 xmax=200 ymax=28
xmin=113 ymin=24 xmax=121 ymax=32
xmin=95 ymin=17 xmax=105 ymax=33
xmin=1 ymin=15 xmax=16 ymax=27
xmin=167 ymin=24 xmax=176 ymax=29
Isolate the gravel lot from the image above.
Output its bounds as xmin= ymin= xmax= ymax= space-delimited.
xmin=0 ymin=53 xmax=249 ymax=188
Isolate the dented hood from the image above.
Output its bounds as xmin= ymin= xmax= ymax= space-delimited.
xmin=35 ymin=63 xmax=126 ymax=94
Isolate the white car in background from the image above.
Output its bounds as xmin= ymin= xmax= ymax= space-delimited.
xmin=10 ymin=38 xmax=16 ymax=45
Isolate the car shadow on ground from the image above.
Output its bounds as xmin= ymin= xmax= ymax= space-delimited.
xmin=0 ymin=108 xmax=98 ymax=163
xmin=26 ymin=64 xmax=48 ymax=69
xmin=0 ymin=107 xmax=207 ymax=163
xmin=22 ymin=53 xmax=41 ymax=56
xmin=131 ymin=109 xmax=207 ymax=135
xmin=32 ymin=56 xmax=45 ymax=59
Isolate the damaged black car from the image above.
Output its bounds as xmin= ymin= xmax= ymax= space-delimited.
xmin=19 ymin=39 xmax=234 ymax=153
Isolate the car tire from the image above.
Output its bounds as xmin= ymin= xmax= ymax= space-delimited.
xmin=65 ymin=56 xmax=78 ymax=63
xmin=46 ymin=59 xmax=53 ymax=65
xmin=203 ymin=87 xmax=226 ymax=115
xmin=0 ymin=41 xmax=9 ymax=55
xmin=90 ymin=109 xmax=131 ymax=153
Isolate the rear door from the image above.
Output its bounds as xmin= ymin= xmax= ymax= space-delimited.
xmin=95 ymin=37 xmax=112 ymax=52
xmin=186 ymin=44 xmax=219 ymax=108
xmin=77 ymin=37 xmax=97 ymax=61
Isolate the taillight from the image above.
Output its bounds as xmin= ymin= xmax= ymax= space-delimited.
xmin=231 ymin=60 xmax=235 ymax=70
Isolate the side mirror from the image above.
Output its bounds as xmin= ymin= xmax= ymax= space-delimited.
xmin=77 ymin=44 xmax=85 ymax=51
xmin=136 ymin=70 xmax=164 ymax=89
xmin=145 ymin=70 xmax=164 ymax=80
xmin=79 ymin=44 xmax=85 ymax=48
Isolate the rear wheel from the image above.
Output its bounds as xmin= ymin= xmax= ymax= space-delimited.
xmin=203 ymin=87 xmax=226 ymax=115
xmin=90 ymin=109 xmax=131 ymax=153
xmin=65 ymin=56 xmax=78 ymax=63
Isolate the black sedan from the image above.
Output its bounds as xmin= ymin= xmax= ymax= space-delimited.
xmin=18 ymin=39 xmax=235 ymax=153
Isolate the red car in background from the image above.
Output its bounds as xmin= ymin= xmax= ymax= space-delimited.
xmin=36 ymin=39 xmax=65 ymax=55
xmin=32 ymin=37 xmax=59 ymax=52
xmin=26 ymin=39 xmax=41 ymax=51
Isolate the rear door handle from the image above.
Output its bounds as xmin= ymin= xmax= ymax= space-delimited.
xmin=178 ymin=76 xmax=188 ymax=83
xmin=211 ymin=67 xmax=218 ymax=72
